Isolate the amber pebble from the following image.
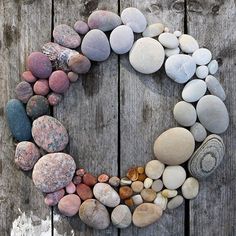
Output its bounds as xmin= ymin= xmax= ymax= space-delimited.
xmin=127 ymin=168 xmax=139 ymax=181
xmin=76 ymin=168 xmax=86 ymax=176
xmin=138 ymin=173 xmax=147 ymax=182
xmin=76 ymin=183 xmax=93 ymax=201
xmin=119 ymin=186 xmax=133 ymax=200
xmin=137 ymin=166 xmax=144 ymax=174
xmin=83 ymin=173 xmax=97 ymax=187
xmin=124 ymin=198 xmax=134 ymax=207
xmin=98 ymin=174 xmax=109 ymax=183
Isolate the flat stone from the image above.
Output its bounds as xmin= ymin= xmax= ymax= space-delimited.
xmin=32 ymin=115 xmax=69 ymax=152
xmin=158 ymin=33 xmax=179 ymax=49
xmin=205 ymin=75 xmax=226 ymax=101
xmin=32 ymin=153 xmax=76 ymax=193
xmin=111 ymin=205 xmax=132 ymax=228
xmin=145 ymin=160 xmax=165 ymax=179
xmin=179 ymin=34 xmax=199 ymax=53
xmin=196 ymin=65 xmax=209 ymax=79
xmin=142 ymin=23 xmax=164 ymax=37
xmin=188 ymin=134 xmax=225 ymax=179
xmin=190 ymin=122 xmax=207 ymax=142
xmin=181 ymin=177 xmax=199 ymax=199
xmin=129 ymin=37 xmax=165 ymax=74
xmin=165 ymin=47 xmax=180 ymax=57
xmin=165 ymin=54 xmax=196 ymax=83
xmin=192 ymin=48 xmax=212 ymax=65
xmin=154 ymin=127 xmax=195 ymax=165
xmin=196 ymin=95 xmax=229 ymax=134
xmin=141 ymin=189 xmax=157 ymax=202
xmin=182 ymin=79 xmax=207 ymax=103
xmin=208 ymin=59 xmax=218 ymax=74
xmin=167 ymin=195 xmax=184 ymax=210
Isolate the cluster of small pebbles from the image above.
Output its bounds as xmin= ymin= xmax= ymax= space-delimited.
xmin=5 ymin=7 xmax=228 ymax=230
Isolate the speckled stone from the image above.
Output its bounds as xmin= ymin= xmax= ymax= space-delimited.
xmin=32 ymin=115 xmax=69 ymax=152
xmin=44 ymin=189 xmax=65 ymax=206
xmin=15 ymin=81 xmax=33 ymax=103
xmin=179 ymin=34 xmax=199 ymax=53
xmin=111 ymin=205 xmax=132 ymax=228
xmin=32 ymin=152 xmax=76 ymax=193
xmin=142 ymin=23 xmax=164 ymax=37
xmin=49 ymin=70 xmax=70 ymax=94
xmin=88 ymin=10 xmax=121 ymax=31
xmin=190 ymin=122 xmax=207 ymax=143
xmin=21 ymin=71 xmax=37 ymax=83
xmin=15 ymin=141 xmax=40 ymax=171
xmin=26 ymin=95 xmax=49 ymax=119
xmin=53 ymin=24 xmax=81 ymax=48
xmin=47 ymin=92 xmax=62 ymax=106
xmin=74 ymin=20 xmax=89 ymax=34
xmin=6 ymin=99 xmax=32 ymax=141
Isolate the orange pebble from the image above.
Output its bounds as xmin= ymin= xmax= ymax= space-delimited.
xmin=98 ymin=174 xmax=109 ymax=183
xmin=119 ymin=186 xmax=133 ymax=200
xmin=126 ymin=168 xmax=138 ymax=181
xmin=138 ymin=173 xmax=147 ymax=182
xmin=124 ymin=198 xmax=134 ymax=207
xmin=137 ymin=166 xmax=145 ymax=174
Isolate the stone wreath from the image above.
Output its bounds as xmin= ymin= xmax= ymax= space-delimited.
xmin=6 ymin=8 xmax=228 ymax=229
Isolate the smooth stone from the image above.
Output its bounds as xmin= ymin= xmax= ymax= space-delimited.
xmin=179 ymin=34 xmax=199 ymax=53
xmin=79 ymin=199 xmax=110 ymax=230
xmin=93 ymin=183 xmax=120 ymax=207
xmin=88 ymin=10 xmax=121 ymax=31
xmin=131 ymin=181 xmax=144 ymax=193
xmin=132 ymin=194 xmax=143 ymax=205
xmin=190 ymin=122 xmax=207 ymax=142
xmin=47 ymin=92 xmax=62 ymax=106
xmin=196 ymin=95 xmax=229 ymax=134
xmin=76 ymin=183 xmax=93 ymax=201
xmin=142 ymin=23 xmax=164 ymax=37
xmin=174 ymin=30 xmax=182 ymax=37
xmin=32 ymin=153 xmax=76 ymax=193
xmin=188 ymin=134 xmax=225 ymax=179
xmin=154 ymin=127 xmax=195 ymax=165
xmin=120 ymin=177 xmax=132 ymax=185
xmin=65 ymin=182 xmax=76 ymax=194
xmin=167 ymin=195 xmax=184 ymax=210
xmin=196 ymin=65 xmax=209 ymax=79
xmin=67 ymin=72 xmax=79 ymax=82
xmin=192 ymin=48 xmax=212 ymax=65
xmin=44 ymin=189 xmax=65 ymax=206
xmin=68 ymin=53 xmax=91 ymax=74
xmin=154 ymin=193 xmax=168 ymax=210
xmin=208 ymin=59 xmax=218 ymax=74
xmin=83 ymin=173 xmax=97 ymax=187
xmin=15 ymin=81 xmax=33 ymax=103
xmin=182 ymin=79 xmax=207 ymax=102
xmin=164 ymin=27 xmax=169 ymax=32
xmin=32 ymin=115 xmax=69 ymax=152
xmin=21 ymin=71 xmax=37 ymax=83
xmin=129 ymin=37 xmax=165 ymax=74
xmin=181 ymin=177 xmax=199 ymax=199
xmin=111 ymin=205 xmax=132 ymax=228
xmin=132 ymin=203 xmax=162 ymax=227
xmin=119 ymin=186 xmax=133 ymax=200
xmin=6 ymin=99 xmax=32 ymax=141
xmin=49 ymin=70 xmax=70 ymax=94
xmin=164 ymin=47 xmax=180 ymax=57
xmin=161 ymin=189 xmax=178 ymax=198
xmin=165 ymin=54 xmax=196 ymax=83
xmin=109 ymin=176 xmax=120 ymax=187
xmin=144 ymin=178 xmax=153 ymax=189
xmin=26 ymin=95 xmax=49 ymax=119
xmin=110 ymin=25 xmax=134 ymax=54
xmin=145 ymin=160 xmax=165 ymax=179
xmin=205 ymin=75 xmax=226 ymax=101
xmin=53 ymin=24 xmax=81 ymax=48
xmin=33 ymin=79 xmax=50 ymax=96
xmin=81 ymin=29 xmax=110 ymax=62
xmin=121 ymin=7 xmax=147 ymax=33
xmin=126 ymin=167 xmax=138 ymax=181
xmin=158 ymin=33 xmax=179 ymax=49
xmin=173 ymin=101 xmax=197 ymax=127
xmin=15 ymin=141 xmax=40 ymax=171
xmin=98 ymin=174 xmax=109 ymax=183
xmin=162 ymin=166 xmax=186 ymax=190
xmin=74 ymin=20 xmax=89 ymax=34
xmin=151 ymin=179 xmax=163 ymax=192
xmin=141 ymin=189 xmax=157 ymax=202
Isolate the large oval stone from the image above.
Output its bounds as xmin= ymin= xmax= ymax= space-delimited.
xmin=132 ymin=203 xmax=162 ymax=227
xmin=32 ymin=115 xmax=68 ymax=152
xmin=196 ymin=95 xmax=229 ymax=134
xmin=32 ymin=153 xmax=76 ymax=193
xmin=154 ymin=127 xmax=195 ymax=165
xmin=79 ymin=199 xmax=110 ymax=230
xmin=6 ymin=99 xmax=32 ymax=141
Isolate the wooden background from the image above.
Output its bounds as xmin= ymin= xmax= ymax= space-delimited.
xmin=0 ymin=0 xmax=235 ymax=235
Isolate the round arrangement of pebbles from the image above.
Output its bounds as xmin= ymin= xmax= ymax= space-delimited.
xmin=6 ymin=7 xmax=228 ymax=230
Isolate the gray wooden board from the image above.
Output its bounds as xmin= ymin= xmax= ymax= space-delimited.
xmin=187 ymin=0 xmax=236 ymax=235
xmin=0 ymin=0 xmax=52 ymax=236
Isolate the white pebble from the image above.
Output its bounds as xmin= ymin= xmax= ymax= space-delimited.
xmin=174 ymin=30 xmax=182 ymax=37
xmin=179 ymin=34 xmax=199 ymax=53
xmin=154 ymin=193 xmax=168 ymax=210
xmin=158 ymin=33 xmax=179 ymax=49
xmin=144 ymin=178 xmax=153 ymax=189
xmin=132 ymin=194 xmax=143 ymax=205
xmin=165 ymin=47 xmax=180 ymax=57
xmin=142 ymin=23 xmax=164 ymax=37
xmin=164 ymin=27 xmax=170 ymax=32
xmin=192 ymin=48 xmax=212 ymax=65
xmin=208 ymin=59 xmax=219 ymax=74
xmin=196 ymin=65 xmax=209 ymax=79
xmin=182 ymin=177 xmax=199 ymax=199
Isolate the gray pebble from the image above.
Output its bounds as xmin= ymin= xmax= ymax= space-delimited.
xmin=158 ymin=33 xmax=179 ymax=49
xmin=190 ymin=122 xmax=207 ymax=142
xmin=208 ymin=60 xmax=218 ymax=75
xmin=179 ymin=34 xmax=199 ymax=53
xmin=164 ymin=47 xmax=180 ymax=57
xmin=167 ymin=195 xmax=184 ymax=210
xmin=74 ymin=20 xmax=89 ymax=34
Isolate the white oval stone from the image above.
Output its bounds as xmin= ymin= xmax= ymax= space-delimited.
xmin=162 ymin=166 xmax=186 ymax=190
xmin=145 ymin=160 xmax=165 ymax=179
xmin=142 ymin=23 xmax=164 ymax=37
xmin=129 ymin=37 xmax=165 ymax=74
xmin=144 ymin=178 xmax=153 ymax=189
xmin=165 ymin=47 xmax=180 ymax=57
xmin=167 ymin=195 xmax=184 ymax=210
xmin=181 ymin=177 xmax=199 ymax=199
xmin=132 ymin=194 xmax=143 ymax=205
xmin=111 ymin=205 xmax=132 ymax=228
xmin=110 ymin=25 xmax=134 ymax=54
xmin=174 ymin=30 xmax=182 ymax=37
xmin=196 ymin=65 xmax=209 ymax=79
xmin=208 ymin=60 xmax=218 ymax=74
xmin=179 ymin=34 xmax=199 ymax=53
xmin=93 ymin=183 xmax=120 ymax=207
xmin=161 ymin=189 xmax=178 ymax=198
xmin=205 ymin=75 xmax=226 ymax=101
xmin=173 ymin=101 xmax=197 ymax=127
xmin=192 ymin=48 xmax=212 ymax=65
xmin=154 ymin=193 xmax=168 ymax=210
xmin=165 ymin=54 xmax=196 ymax=83
xmin=182 ymin=79 xmax=207 ymax=102
xmin=158 ymin=33 xmax=179 ymax=49
xmin=190 ymin=122 xmax=207 ymax=142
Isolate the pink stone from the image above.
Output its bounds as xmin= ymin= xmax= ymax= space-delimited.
xmin=74 ymin=20 xmax=89 ymax=35
xmin=33 ymin=79 xmax=50 ymax=96
xmin=66 ymin=182 xmax=76 ymax=194
xmin=47 ymin=92 xmax=62 ymax=106
xmin=49 ymin=70 xmax=70 ymax=94
xmin=44 ymin=189 xmax=65 ymax=206
xmin=15 ymin=81 xmax=33 ymax=103
xmin=98 ymin=174 xmax=109 ymax=183
xmin=21 ymin=71 xmax=37 ymax=83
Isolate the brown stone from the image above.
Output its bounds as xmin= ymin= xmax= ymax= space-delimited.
xmin=83 ymin=173 xmax=97 ymax=186
xmin=119 ymin=186 xmax=133 ymax=200
xmin=76 ymin=183 xmax=93 ymax=201
xmin=141 ymin=189 xmax=157 ymax=202
xmin=127 ymin=167 xmax=139 ymax=181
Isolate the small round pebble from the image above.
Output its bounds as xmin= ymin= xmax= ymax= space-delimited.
xmin=121 ymin=7 xmax=147 ymax=33
xmin=196 ymin=65 xmax=209 ymax=79
xmin=67 ymin=72 xmax=79 ymax=82
xmin=131 ymin=181 xmax=144 ymax=193
xmin=33 ymin=79 xmax=50 ymax=96
xmin=165 ymin=47 xmax=180 ymax=57
xmin=179 ymin=34 xmax=199 ymax=53
xmin=98 ymin=174 xmax=109 ymax=183
xmin=111 ymin=205 xmax=132 ymax=229
xmin=76 ymin=168 xmax=86 ymax=176
xmin=142 ymin=23 xmax=164 ymax=37
xmin=192 ymin=48 xmax=212 ymax=65
xmin=58 ymin=194 xmax=81 ymax=217
xmin=74 ymin=20 xmax=89 ymax=34
xmin=144 ymin=178 xmax=153 ymax=189
xmin=65 ymin=182 xmax=76 ymax=194
xmin=173 ymin=101 xmax=197 ymax=127
xmin=26 ymin=95 xmax=49 ymax=119
xmin=68 ymin=54 xmax=91 ymax=74
xmin=49 ymin=70 xmax=70 ymax=94
xmin=44 ymin=189 xmax=65 ymax=206
xmin=181 ymin=177 xmax=199 ymax=199
xmin=21 ymin=71 xmax=37 ymax=83
xmin=167 ymin=195 xmax=184 ymax=210
xmin=15 ymin=81 xmax=33 ymax=103
xmin=190 ymin=122 xmax=207 ymax=142
xmin=15 ymin=141 xmax=40 ymax=171
xmin=119 ymin=186 xmax=133 ymax=200
xmin=208 ymin=59 xmax=218 ymax=75
xmin=173 ymin=30 xmax=182 ymax=37
xmin=137 ymin=166 xmax=145 ymax=174
xmin=73 ymin=175 xmax=82 ymax=185
xmin=141 ymin=189 xmax=157 ymax=202
xmin=47 ymin=92 xmax=62 ymax=106
xmin=27 ymin=52 xmax=52 ymax=79
xmin=151 ymin=179 xmax=163 ymax=192
xmin=132 ymin=194 xmax=143 ymax=205
xmin=126 ymin=167 xmax=138 ymax=181
xmin=158 ymin=33 xmax=179 ymax=49
xmin=162 ymin=166 xmax=186 ymax=190
xmin=76 ymin=183 xmax=93 ymax=200
xmin=164 ymin=27 xmax=170 ymax=32
xmin=83 ymin=173 xmax=97 ymax=186
xmin=109 ymin=176 xmax=120 ymax=187
xmin=145 ymin=160 xmax=165 ymax=180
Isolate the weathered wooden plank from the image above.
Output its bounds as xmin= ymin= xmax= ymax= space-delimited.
xmin=0 ymin=0 xmax=52 ymax=235
xmin=53 ymin=0 xmax=119 ymax=235
xmin=187 ymin=0 xmax=236 ymax=235
xmin=119 ymin=1 xmax=186 ymax=235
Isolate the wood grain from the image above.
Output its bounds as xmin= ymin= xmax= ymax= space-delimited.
xmin=0 ymin=0 xmax=52 ymax=235
xmin=187 ymin=0 xmax=236 ymax=235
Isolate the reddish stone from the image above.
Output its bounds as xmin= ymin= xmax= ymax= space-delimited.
xmin=15 ymin=81 xmax=33 ymax=103
xmin=98 ymin=174 xmax=109 ymax=183
xmin=65 ymin=182 xmax=76 ymax=194
xmin=33 ymin=79 xmax=50 ymax=96
xmin=21 ymin=70 xmax=37 ymax=83
xmin=49 ymin=70 xmax=70 ymax=94
xmin=44 ymin=189 xmax=65 ymax=206
xmin=83 ymin=173 xmax=97 ymax=187
xmin=47 ymin=92 xmax=62 ymax=106
xmin=119 ymin=186 xmax=133 ymax=200
xmin=76 ymin=183 xmax=93 ymax=201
